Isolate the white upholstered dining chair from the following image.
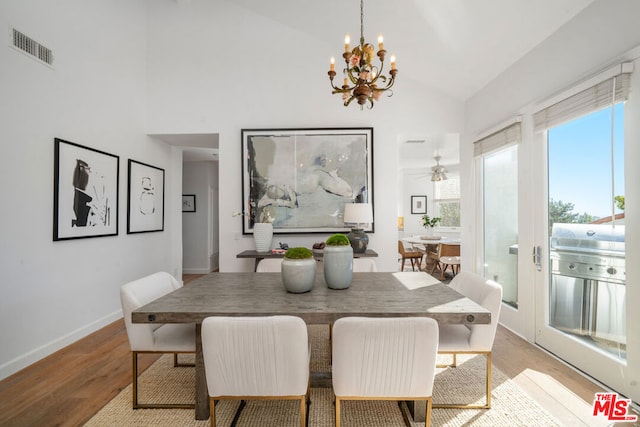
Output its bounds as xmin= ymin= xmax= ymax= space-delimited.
xmin=435 ymin=271 xmax=502 ymax=409
xmin=332 ymin=317 xmax=439 ymax=427
xmin=256 ymin=258 xmax=283 ymax=272
xmin=201 ymin=315 xmax=310 ymax=427
xmin=120 ymin=272 xmax=195 ymax=409
xmin=327 ymin=257 xmax=378 ymax=363
xmin=352 ymin=258 xmax=378 ymax=272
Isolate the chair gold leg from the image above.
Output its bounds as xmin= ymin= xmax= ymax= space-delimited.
xmin=426 ymin=397 xmax=432 ymax=427
xmin=132 ymin=352 xmax=138 ymax=408
xmin=486 ymin=352 xmax=492 ymax=408
xmin=210 ymin=396 xmax=215 ymax=427
xmin=131 ymin=351 xmax=195 ymax=409
xmin=433 ymin=352 xmax=491 ymax=409
xmin=300 ymin=396 xmax=306 ymax=427
xmin=335 ymin=397 xmax=341 ymax=427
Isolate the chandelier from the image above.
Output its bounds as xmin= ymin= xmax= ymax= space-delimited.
xmin=327 ymin=0 xmax=397 ymax=109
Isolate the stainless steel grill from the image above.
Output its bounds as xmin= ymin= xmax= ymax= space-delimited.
xmin=549 ymin=223 xmax=626 ymax=348
xmin=550 ymin=223 xmax=625 ymax=282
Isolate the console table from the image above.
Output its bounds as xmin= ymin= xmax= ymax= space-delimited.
xmin=237 ymin=248 xmax=378 ymax=271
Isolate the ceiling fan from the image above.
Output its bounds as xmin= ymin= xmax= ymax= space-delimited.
xmin=430 ymin=155 xmax=448 ymax=181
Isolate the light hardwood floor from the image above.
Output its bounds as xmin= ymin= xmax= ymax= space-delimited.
xmin=0 ymin=273 xmax=635 ymax=426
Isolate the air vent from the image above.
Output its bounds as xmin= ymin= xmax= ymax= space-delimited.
xmin=10 ymin=28 xmax=54 ymax=67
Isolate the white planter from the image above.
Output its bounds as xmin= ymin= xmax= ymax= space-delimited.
xmin=253 ymin=223 xmax=273 ymax=252
xmin=323 ymin=245 xmax=353 ymax=289
xmin=281 ymin=258 xmax=316 ymax=293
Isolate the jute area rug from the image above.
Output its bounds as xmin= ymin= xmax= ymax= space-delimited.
xmin=86 ymin=325 xmax=561 ymax=426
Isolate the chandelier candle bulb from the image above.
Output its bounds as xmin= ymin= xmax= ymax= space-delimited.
xmin=390 ymin=55 xmax=396 ymax=70
xmin=330 ymin=57 xmax=335 ymax=71
xmin=377 ymin=34 xmax=384 ymax=50
xmin=344 ymin=33 xmax=350 ymax=52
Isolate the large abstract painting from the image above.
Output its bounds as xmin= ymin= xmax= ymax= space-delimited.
xmin=127 ymin=159 xmax=165 ymax=234
xmin=241 ymin=128 xmax=374 ymax=234
xmin=53 ymin=138 xmax=119 ymax=241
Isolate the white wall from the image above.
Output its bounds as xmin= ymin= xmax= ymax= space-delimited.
xmin=463 ymin=0 xmax=640 ymax=402
xmin=183 ymin=161 xmax=219 ymax=273
xmin=0 ymin=0 xmax=182 ymax=379
xmin=145 ymin=0 xmax=465 ymax=273
xmin=401 ymin=171 xmax=435 ymax=237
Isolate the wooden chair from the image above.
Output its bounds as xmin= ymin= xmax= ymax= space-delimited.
xmin=430 ymin=243 xmax=461 ymax=280
xmin=398 ymin=240 xmax=424 ymax=271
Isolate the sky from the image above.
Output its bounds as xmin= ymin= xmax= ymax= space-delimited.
xmin=547 ymin=104 xmax=625 ymax=219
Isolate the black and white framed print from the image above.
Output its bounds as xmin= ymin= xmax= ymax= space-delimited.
xmin=241 ymin=128 xmax=374 ymax=234
xmin=127 ymin=159 xmax=165 ymax=234
xmin=53 ymin=138 xmax=119 ymax=241
xmin=182 ymin=194 xmax=196 ymax=212
xmin=411 ymin=195 xmax=427 ymax=214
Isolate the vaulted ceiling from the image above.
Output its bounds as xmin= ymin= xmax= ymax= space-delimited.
xmin=177 ymin=0 xmax=595 ymax=163
xmin=233 ymin=0 xmax=595 ymax=101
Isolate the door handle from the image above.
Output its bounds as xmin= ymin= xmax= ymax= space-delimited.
xmin=532 ymin=245 xmax=542 ymax=271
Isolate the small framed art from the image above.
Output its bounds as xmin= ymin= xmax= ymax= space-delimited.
xmin=411 ymin=195 xmax=427 ymax=214
xmin=182 ymin=195 xmax=196 ymax=212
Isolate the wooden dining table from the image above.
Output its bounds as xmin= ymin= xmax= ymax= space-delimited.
xmin=132 ymin=271 xmax=491 ymax=421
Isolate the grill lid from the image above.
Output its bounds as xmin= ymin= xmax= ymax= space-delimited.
xmin=550 ymin=223 xmax=625 ymax=255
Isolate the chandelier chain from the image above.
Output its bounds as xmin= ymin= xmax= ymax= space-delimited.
xmin=360 ymin=0 xmax=364 ymax=42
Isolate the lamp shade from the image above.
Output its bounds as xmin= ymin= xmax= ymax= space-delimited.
xmin=343 ymin=203 xmax=373 ymax=225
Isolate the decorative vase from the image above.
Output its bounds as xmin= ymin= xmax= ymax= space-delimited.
xmin=347 ymin=228 xmax=369 ymax=253
xmin=323 ymin=245 xmax=353 ymax=289
xmin=423 ymin=227 xmax=434 ymax=238
xmin=281 ymin=258 xmax=316 ymax=293
xmin=253 ymin=222 xmax=273 ymax=253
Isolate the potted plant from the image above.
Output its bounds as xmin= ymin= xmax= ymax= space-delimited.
xmin=281 ymin=247 xmax=316 ymax=293
xmin=323 ymin=233 xmax=353 ymax=289
xmin=420 ymin=214 xmax=441 ymax=238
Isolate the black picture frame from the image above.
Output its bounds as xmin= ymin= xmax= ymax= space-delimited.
xmin=182 ymin=194 xmax=196 ymax=212
xmin=241 ymin=128 xmax=374 ymax=234
xmin=53 ymin=138 xmax=119 ymax=241
xmin=411 ymin=195 xmax=427 ymax=214
xmin=127 ymin=159 xmax=165 ymax=234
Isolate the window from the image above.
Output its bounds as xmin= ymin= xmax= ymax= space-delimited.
xmin=474 ymin=120 xmax=521 ymax=307
xmin=483 ymin=146 xmax=518 ymax=307
xmin=433 ymin=172 xmax=460 ymax=227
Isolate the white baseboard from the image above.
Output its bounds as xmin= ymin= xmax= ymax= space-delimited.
xmin=183 ymin=267 xmax=213 ymax=274
xmin=0 ymin=309 xmax=123 ymax=381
